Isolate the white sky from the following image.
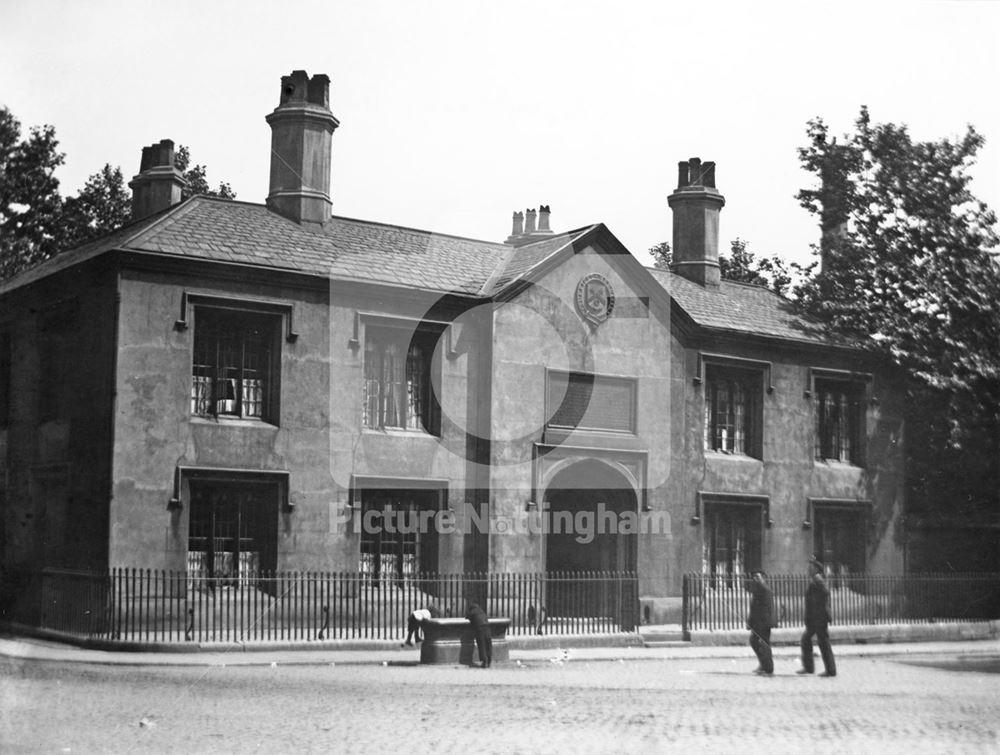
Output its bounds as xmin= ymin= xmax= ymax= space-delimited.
xmin=1 ymin=0 xmax=997 ymax=267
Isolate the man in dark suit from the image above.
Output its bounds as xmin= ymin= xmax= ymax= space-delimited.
xmin=798 ymin=558 xmax=837 ymax=677
xmin=466 ymin=602 xmax=492 ymax=668
xmin=746 ymin=570 xmax=776 ymax=675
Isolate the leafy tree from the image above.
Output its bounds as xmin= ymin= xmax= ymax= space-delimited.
xmin=649 ymin=236 xmax=794 ymax=295
xmin=0 ymin=107 xmax=236 ymax=281
xmin=175 ymin=145 xmax=236 ymax=200
xmin=61 ymin=163 xmax=131 ymax=247
xmin=648 ymin=241 xmax=671 ymax=270
xmin=719 ymin=238 xmax=794 ymax=295
xmin=795 ymin=107 xmax=1000 ymax=563
xmin=795 ymin=106 xmax=1000 ymax=402
xmin=0 ymin=107 xmax=66 ymax=279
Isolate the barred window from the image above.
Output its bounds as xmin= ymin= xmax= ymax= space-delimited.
xmin=192 ymin=309 xmax=278 ymax=421
xmin=815 ymin=378 xmax=864 ymax=464
xmin=704 ymin=366 xmax=761 ymax=457
xmin=187 ymin=479 xmax=278 ymax=583
xmin=359 ymin=490 xmax=440 ymax=585
xmin=363 ymin=328 xmax=437 ymax=433
xmin=813 ymin=506 xmax=866 ymax=581
xmin=703 ymin=503 xmax=762 ymax=583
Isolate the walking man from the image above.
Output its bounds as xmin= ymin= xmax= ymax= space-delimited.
xmin=798 ymin=558 xmax=837 ymax=677
xmin=746 ymin=570 xmax=776 ymax=675
xmin=466 ymin=602 xmax=492 ymax=668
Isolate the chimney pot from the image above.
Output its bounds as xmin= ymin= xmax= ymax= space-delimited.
xmin=677 ymin=161 xmax=689 ymax=188
xmin=538 ymin=205 xmax=551 ymax=233
xmin=702 ymin=161 xmax=716 ymax=188
xmin=512 ymin=211 xmax=524 ymax=237
xmin=688 ymin=157 xmax=702 ymax=185
xmin=524 ymin=208 xmax=537 ymax=234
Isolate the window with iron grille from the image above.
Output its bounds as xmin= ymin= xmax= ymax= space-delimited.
xmin=187 ymin=479 xmax=278 ymax=583
xmin=815 ymin=378 xmax=864 ymax=464
xmin=546 ymin=371 xmax=636 ymax=433
xmin=363 ymin=327 xmax=438 ymax=433
xmin=702 ymin=503 xmax=762 ymax=584
xmin=813 ymin=506 xmax=866 ymax=580
xmin=704 ymin=366 xmax=762 ymax=457
xmin=191 ymin=308 xmax=279 ymax=422
xmin=359 ymin=489 xmax=440 ymax=584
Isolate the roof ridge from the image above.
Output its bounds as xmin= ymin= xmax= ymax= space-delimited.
xmin=325 ymin=213 xmax=510 ymax=248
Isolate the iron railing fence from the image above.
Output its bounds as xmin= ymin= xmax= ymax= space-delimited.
xmin=34 ymin=568 xmax=639 ymax=644
xmin=683 ymin=572 xmax=1000 ymax=634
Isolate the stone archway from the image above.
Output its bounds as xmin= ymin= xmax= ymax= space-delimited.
xmin=543 ymin=459 xmax=638 ymax=574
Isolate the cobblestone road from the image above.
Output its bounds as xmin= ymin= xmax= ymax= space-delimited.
xmin=2 ymin=652 xmax=998 ymax=753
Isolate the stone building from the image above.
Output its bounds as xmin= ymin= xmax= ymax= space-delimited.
xmin=0 ymin=71 xmax=905 ymax=622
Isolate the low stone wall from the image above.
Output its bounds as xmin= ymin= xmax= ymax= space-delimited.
xmin=419 ymin=618 xmax=511 ymax=665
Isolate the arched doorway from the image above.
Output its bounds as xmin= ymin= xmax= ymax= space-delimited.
xmin=544 ymin=460 xmax=638 ymax=574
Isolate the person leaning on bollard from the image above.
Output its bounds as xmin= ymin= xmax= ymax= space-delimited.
xmin=797 ymin=558 xmax=837 ymax=677
xmin=466 ymin=602 xmax=492 ymax=668
xmin=746 ymin=570 xmax=777 ymax=676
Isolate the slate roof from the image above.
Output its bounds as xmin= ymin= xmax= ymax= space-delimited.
xmin=2 ymin=195 xmax=833 ymax=347
xmin=483 ymin=229 xmax=593 ymax=294
xmin=647 ymin=267 xmax=830 ymax=345
xmin=130 ymin=197 xmax=508 ymax=295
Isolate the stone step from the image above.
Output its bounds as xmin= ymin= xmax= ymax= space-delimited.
xmin=639 ymin=627 xmax=688 ymax=645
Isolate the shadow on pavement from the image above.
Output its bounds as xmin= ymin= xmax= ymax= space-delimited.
xmin=892 ymin=656 xmax=1000 ymax=674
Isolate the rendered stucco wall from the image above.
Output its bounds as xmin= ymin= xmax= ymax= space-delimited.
xmin=110 ymin=268 xmax=481 ymax=573
xmin=487 ymin=247 xmax=674 ymax=597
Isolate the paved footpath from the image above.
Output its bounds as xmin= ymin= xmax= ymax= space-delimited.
xmin=2 ymin=632 xmax=999 ymax=666
xmin=1 ymin=635 xmax=999 ymax=753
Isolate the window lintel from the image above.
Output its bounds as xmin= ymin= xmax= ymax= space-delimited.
xmin=350 ymin=311 xmax=455 ymax=358
xmin=694 ymin=352 xmax=773 ymax=394
xmin=170 ymin=466 xmax=290 ymax=512
xmin=692 ymin=490 xmax=771 ymax=528
xmin=806 ymin=367 xmax=875 ymax=402
xmin=347 ymin=474 xmax=449 ymax=509
xmin=803 ymin=497 xmax=872 ymax=530
xmin=176 ymin=292 xmax=297 ymax=342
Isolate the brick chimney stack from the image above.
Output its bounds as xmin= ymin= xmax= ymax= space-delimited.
xmin=128 ymin=139 xmax=187 ymax=221
xmin=667 ymin=157 xmax=725 ymax=287
xmin=266 ymin=70 xmax=340 ymax=224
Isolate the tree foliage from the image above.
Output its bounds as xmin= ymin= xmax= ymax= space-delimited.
xmin=0 ymin=106 xmax=235 ymax=281
xmin=648 ymin=241 xmax=671 ymax=270
xmin=795 ymin=107 xmax=1000 ymax=542
xmin=795 ymin=107 xmax=1000 ymax=404
xmin=61 ymin=163 xmax=131 ymax=246
xmin=0 ymin=107 xmax=65 ymax=279
xmin=719 ymin=237 xmax=795 ymax=295
xmin=175 ymin=145 xmax=236 ymax=201
xmin=649 ymin=236 xmax=794 ymax=295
